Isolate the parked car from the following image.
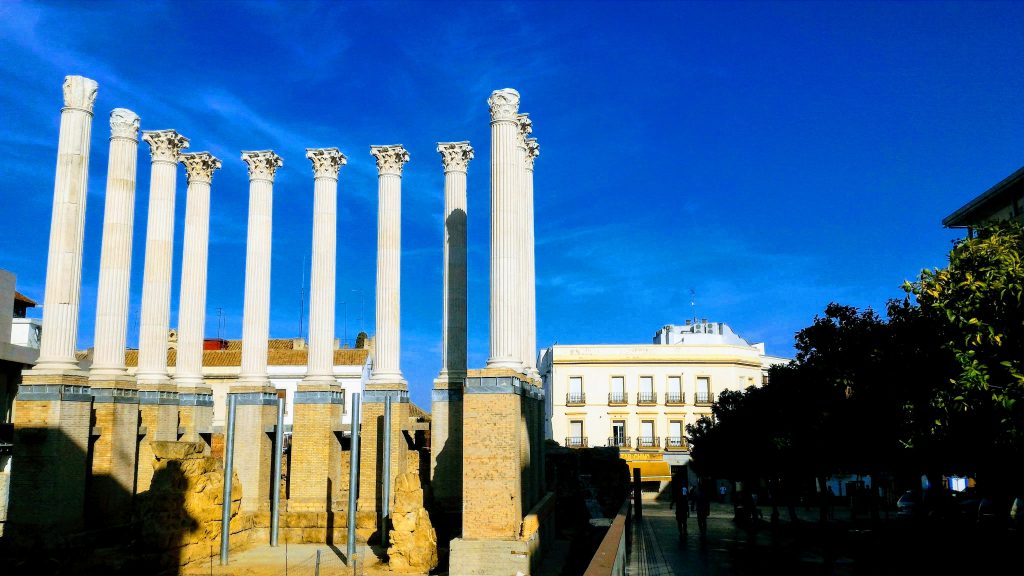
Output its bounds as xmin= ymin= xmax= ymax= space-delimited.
xmin=896 ymin=490 xmax=920 ymax=518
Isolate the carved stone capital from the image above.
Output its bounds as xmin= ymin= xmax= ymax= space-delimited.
xmin=526 ymin=138 xmax=539 ymax=171
xmin=62 ymin=75 xmax=98 ymax=113
xmin=305 ymin=147 xmax=347 ymax=179
xmin=437 ymin=141 xmax=474 ymax=173
xmin=241 ymin=150 xmax=283 ymax=181
xmin=488 ymin=88 xmax=520 ymax=123
xmin=142 ymin=130 xmax=190 ymax=164
xmin=370 ymin=145 xmax=410 ymax=176
xmin=516 ymin=113 xmax=532 ymax=150
xmin=109 ymin=108 xmax=140 ymax=141
xmin=180 ymin=152 xmax=222 ymax=184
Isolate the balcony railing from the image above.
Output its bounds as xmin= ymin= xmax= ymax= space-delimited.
xmin=665 ymin=392 xmax=685 ymax=405
xmin=637 ymin=392 xmax=657 ymax=405
xmin=665 ymin=436 xmax=689 ymax=451
xmin=636 ymin=436 xmax=660 ymax=450
xmin=695 ymin=392 xmax=714 ymax=405
xmin=608 ymin=392 xmax=628 ymax=405
xmin=566 ymin=392 xmax=586 ymax=406
xmin=565 ymin=436 xmax=588 ymax=448
xmin=607 ymin=435 xmax=631 ymax=448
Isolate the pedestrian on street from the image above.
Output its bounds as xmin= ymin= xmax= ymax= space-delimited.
xmin=695 ymin=481 xmax=711 ymax=537
xmin=669 ymin=473 xmax=689 ymax=539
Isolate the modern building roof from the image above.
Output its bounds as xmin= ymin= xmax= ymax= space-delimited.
xmin=14 ymin=291 xmax=36 ymax=307
xmin=943 ymin=165 xmax=1024 ymax=228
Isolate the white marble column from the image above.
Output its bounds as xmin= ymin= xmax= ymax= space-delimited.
xmin=436 ymin=142 xmax=473 ymax=381
xmin=486 ymin=88 xmax=523 ymax=370
xmin=369 ymin=145 xmax=409 ymax=384
xmin=524 ymin=136 xmax=540 ymax=379
xmin=89 ymin=109 xmax=140 ymax=379
xmin=303 ymin=148 xmax=347 ymax=384
xmin=137 ymin=130 xmax=189 ymax=388
xmin=175 ymin=152 xmax=221 ymax=388
xmin=238 ymin=150 xmax=283 ymax=387
xmin=515 ymin=114 xmax=532 ymax=374
xmin=34 ymin=75 xmax=98 ymax=372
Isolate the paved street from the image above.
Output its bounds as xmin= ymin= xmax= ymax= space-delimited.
xmin=627 ymin=498 xmax=1022 ymax=575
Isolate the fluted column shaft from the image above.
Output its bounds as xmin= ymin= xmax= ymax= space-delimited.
xmin=369 ymin=145 xmax=409 ymax=383
xmin=437 ymin=142 xmax=473 ymax=380
xmin=137 ymin=130 xmax=189 ymax=387
xmin=305 ymin=148 xmax=346 ymax=382
xmin=524 ymin=137 xmax=540 ymax=377
xmin=486 ymin=89 xmax=523 ymax=369
xmin=35 ymin=75 xmax=98 ymax=371
xmin=239 ymin=151 xmax=283 ymax=386
xmin=90 ymin=109 xmax=140 ymax=377
xmin=176 ymin=153 xmax=221 ymax=388
xmin=515 ymin=114 xmax=532 ymax=372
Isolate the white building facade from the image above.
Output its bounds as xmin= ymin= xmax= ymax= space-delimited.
xmin=539 ymin=320 xmax=789 ymax=490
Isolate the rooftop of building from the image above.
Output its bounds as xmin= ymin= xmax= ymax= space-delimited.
xmin=943 ymin=165 xmax=1024 ymax=228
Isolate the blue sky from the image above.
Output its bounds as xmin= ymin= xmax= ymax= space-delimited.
xmin=1 ymin=1 xmax=1022 ymax=409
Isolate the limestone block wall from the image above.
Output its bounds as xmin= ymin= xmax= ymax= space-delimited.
xmin=430 ymin=389 xmax=463 ymax=513
xmin=462 ymin=387 xmax=523 ymax=540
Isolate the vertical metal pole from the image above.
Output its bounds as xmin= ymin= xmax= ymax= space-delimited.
xmin=346 ymin=393 xmax=361 ymax=561
xmin=270 ymin=397 xmax=285 ymax=546
xmin=381 ymin=395 xmax=392 ymax=547
xmin=315 ymin=549 xmax=322 ymax=576
xmin=220 ymin=395 xmax=237 ymax=565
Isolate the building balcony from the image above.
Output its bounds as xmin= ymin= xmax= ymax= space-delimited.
xmin=636 ymin=436 xmax=660 ymax=450
xmin=665 ymin=436 xmax=689 ymax=451
xmin=608 ymin=392 xmax=628 ymax=406
xmin=607 ymin=436 xmax=631 ymax=448
xmin=665 ymin=392 xmax=685 ymax=405
xmin=565 ymin=436 xmax=588 ymax=449
xmin=566 ymin=392 xmax=586 ymax=406
xmin=637 ymin=392 xmax=657 ymax=406
xmin=695 ymin=392 xmax=715 ymax=406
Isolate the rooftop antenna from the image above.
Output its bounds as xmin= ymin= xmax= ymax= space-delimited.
xmin=217 ymin=307 xmax=224 ymax=339
xmin=298 ymin=254 xmax=306 ymax=340
xmin=689 ymin=288 xmax=697 ymax=323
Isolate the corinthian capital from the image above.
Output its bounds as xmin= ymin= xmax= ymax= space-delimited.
xmin=370 ymin=145 xmax=410 ymax=176
xmin=109 ymin=108 xmax=140 ymax=141
xmin=241 ymin=150 xmax=283 ymax=181
xmin=437 ymin=141 xmax=474 ymax=173
xmin=180 ymin=152 xmax=222 ymax=184
xmin=525 ymin=138 xmax=539 ymax=171
xmin=305 ymin=148 xmax=347 ymax=179
xmin=488 ymin=88 xmax=520 ymax=123
xmin=143 ymin=130 xmax=190 ymax=164
xmin=516 ymin=113 xmax=533 ymax=150
xmin=62 ymin=75 xmax=98 ymax=113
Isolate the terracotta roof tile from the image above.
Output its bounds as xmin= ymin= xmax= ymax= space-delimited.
xmin=124 ymin=346 xmax=368 ymax=367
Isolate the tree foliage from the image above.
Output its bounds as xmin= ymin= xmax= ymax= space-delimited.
xmin=686 ymin=222 xmax=1024 ymax=501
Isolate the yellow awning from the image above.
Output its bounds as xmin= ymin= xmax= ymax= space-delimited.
xmin=628 ymin=460 xmax=671 ymax=481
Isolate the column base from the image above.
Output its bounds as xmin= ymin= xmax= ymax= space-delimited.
xmin=357 ymin=384 xmax=410 ymax=544
xmin=228 ymin=388 xmax=278 ymax=513
xmin=178 ymin=387 xmax=214 ymax=448
xmin=448 ymin=538 xmax=532 ymax=576
xmin=88 ymin=376 xmax=140 ymax=527
xmin=431 ymin=377 xmax=463 ymax=516
xmin=7 ymin=371 xmax=91 ymax=542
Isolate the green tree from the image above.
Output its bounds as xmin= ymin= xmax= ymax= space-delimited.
xmin=905 ymin=222 xmax=1024 ymax=492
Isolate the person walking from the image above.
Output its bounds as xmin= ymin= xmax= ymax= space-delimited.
xmin=695 ymin=481 xmax=711 ymax=538
xmin=669 ymin=473 xmax=689 ymax=539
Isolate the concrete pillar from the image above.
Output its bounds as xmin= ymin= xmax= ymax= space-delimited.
xmin=523 ymin=136 xmax=540 ymax=379
xmin=290 ymin=148 xmax=347 ymax=541
xmin=88 ymin=108 xmax=141 ymax=527
xmin=11 ymin=75 xmax=98 ymax=539
xmin=485 ymin=89 xmax=523 ymax=371
xmin=357 ymin=145 xmax=410 ymax=543
xmin=176 ymin=152 xmax=221 ymax=444
xmin=514 ymin=114 xmax=532 ymax=374
xmin=136 ymin=129 xmax=189 ymax=492
xmin=233 ymin=150 xmax=283 ymax=513
xmin=432 ymin=142 xmax=473 ymax=514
